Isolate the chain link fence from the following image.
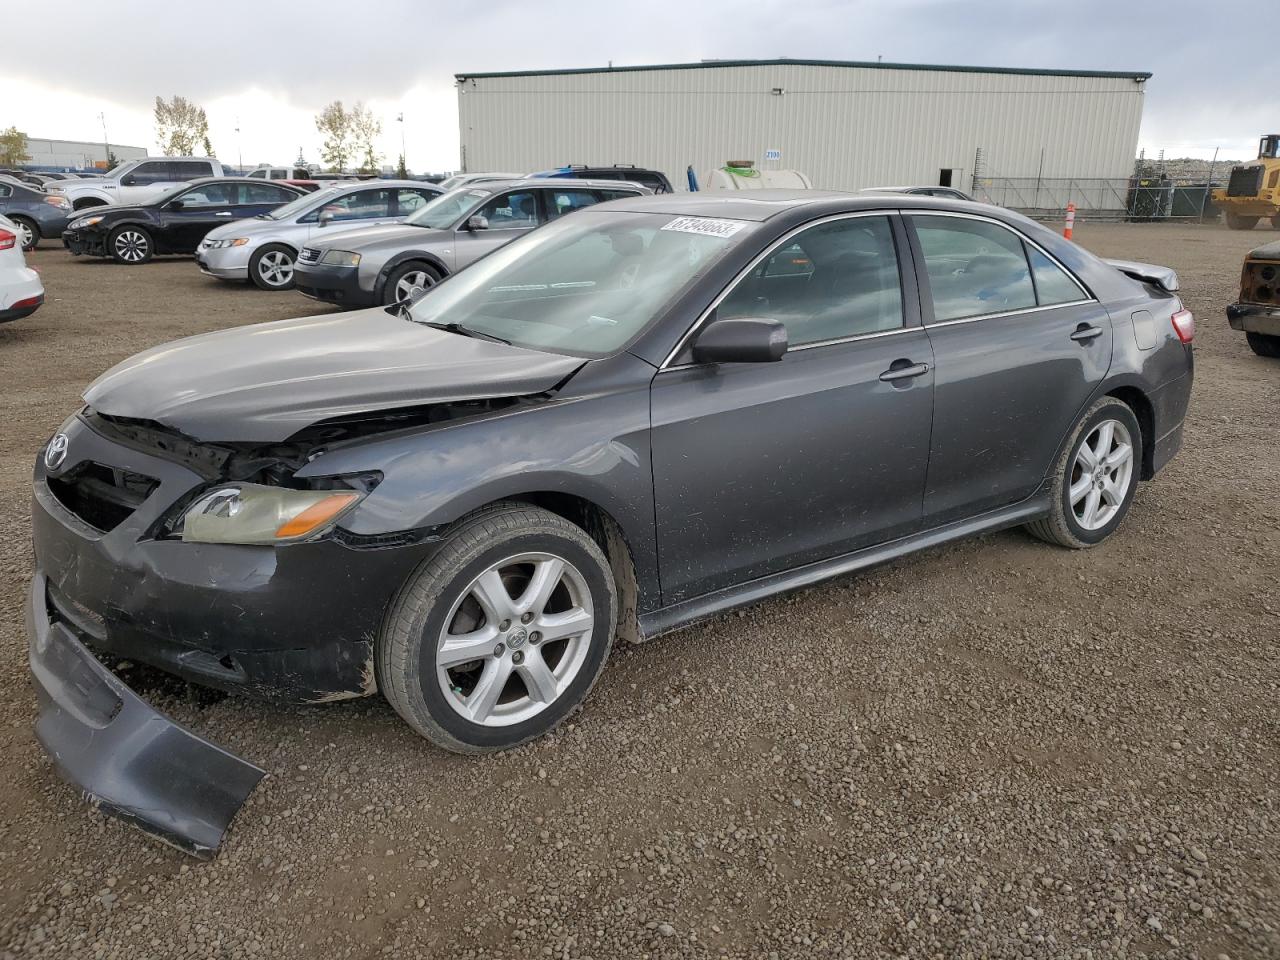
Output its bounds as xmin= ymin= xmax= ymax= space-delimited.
xmin=971 ymin=175 xmax=1226 ymax=223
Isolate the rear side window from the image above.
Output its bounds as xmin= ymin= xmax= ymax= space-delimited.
xmin=170 ymin=161 xmax=214 ymax=179
xmin=913 ymin=216 xmax=1036 ymax=322
xmin=1027 ymin=246 xmax=1085 ymax=306
xmin=719 ymin=215 xmax=903 ymax=346
xmin=597 ymin=189 xmax=639 ymax=202
xmin=177 ymin=183 xmax=235 ymax=206
xmin=546 ymin=189 xmax=599 ymax=219
xmin=394 ymin=188 xmax=437 ymax=215
xmin=241 ymin=183 xmax=297 ymax=203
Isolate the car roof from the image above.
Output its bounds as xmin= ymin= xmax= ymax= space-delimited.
xmin=601 ymin=189 xmax=989 ymax=221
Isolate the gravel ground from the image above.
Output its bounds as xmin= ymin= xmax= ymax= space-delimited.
xmin=0 ymin=223 xmax=1277 ymax=959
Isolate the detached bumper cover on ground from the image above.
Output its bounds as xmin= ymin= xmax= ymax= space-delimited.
xmin=27 ymin=572 xmax=266 ymax=857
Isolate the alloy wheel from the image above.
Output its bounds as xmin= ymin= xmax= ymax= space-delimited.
xmin=1069 ymin=419 xmax=1134 ymax=531
xmin=13 ymin=220 xmax=34 ymax=249
xmin=258 ymin=250 xmax=294 ymax=287
xmin=435 ymin=552 xmax=595 ymax=727
xmin=395 ymin=269 xmax=434 ymax=302
xmin=114 ymin=230 xmax=149 ymax=262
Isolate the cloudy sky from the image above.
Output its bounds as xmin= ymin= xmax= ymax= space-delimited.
xmin=4 ymin=0 xmax=1267 ymax=172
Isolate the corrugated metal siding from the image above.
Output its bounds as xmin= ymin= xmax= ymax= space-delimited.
xmin=456 ymin=63 xmax=1144 ymax=190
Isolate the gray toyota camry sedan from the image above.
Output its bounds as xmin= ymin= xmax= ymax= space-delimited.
xmin=29 ymin=190 xmax=1193 ymax=855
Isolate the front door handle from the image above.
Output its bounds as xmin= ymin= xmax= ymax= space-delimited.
xmin=879 ymin=360 xmax=930 ymax=382
xmin=1070 ymin=324 xmax=1104 ymax=343
xmin=214 ymin=211 xmax=233 ymax=217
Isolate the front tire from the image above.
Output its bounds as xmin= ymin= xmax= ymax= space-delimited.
xmin=249 ymin=244 xmax=297 ymax=290
xmin=1246 ymin=331 xmax=1280 ymax=358
xmin=1225 ymin=212 xmax=1259 ymax=231
xmin=377 ymin=505 xmax=617 ymax=753
xmin=108 ymin=225 xmax=153 ymax=264
xmin=1025 ymin=397 xmax=1143 ymax=549
xmin=10 ymin=216 xmax=39 ymax=251
xmin=382 ymin=261 xmax=442 ymax=306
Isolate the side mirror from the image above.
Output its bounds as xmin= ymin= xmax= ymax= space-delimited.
xmin=691 ymin=317 xmax=788 ymax=364
xmin=318 ymin=210 xmax=334 ymax=226
xmin=167 ymin=199 xmax=185 ymax=211
xmin=465 ymin=214 xmax=489 ymax=231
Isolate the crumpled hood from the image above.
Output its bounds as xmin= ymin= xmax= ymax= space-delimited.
xmin=84 ymin=307 xmax=585 ymax=443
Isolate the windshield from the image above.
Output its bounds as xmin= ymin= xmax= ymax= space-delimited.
xmin=405 ymin=187 xmax=492 ymax=229
xmin=262 ymin=185 xmax=342 ymax=221
xmin=406 ymin=210 xmax=748 ymax=357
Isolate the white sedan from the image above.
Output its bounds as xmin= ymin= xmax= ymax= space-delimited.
xmin=0 ymin=214 xmax=44 ymax=323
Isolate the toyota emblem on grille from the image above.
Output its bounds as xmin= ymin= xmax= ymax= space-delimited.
xmin=44 ymin=433 xmax=69 ymax=471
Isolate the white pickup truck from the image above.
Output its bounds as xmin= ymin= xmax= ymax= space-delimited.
xmin=49 ymin=157 xmax=227 ymax=210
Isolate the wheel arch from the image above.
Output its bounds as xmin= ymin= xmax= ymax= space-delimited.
xmin=71 ymin=194 xmax=110 ymax=211
xmin=1104 ymin=385 xmax=1156 ymax=480
xmin=454 ymin=492 xmax=642 ymax=645
xmin=375 ymin=251 xmax=450 ymax=302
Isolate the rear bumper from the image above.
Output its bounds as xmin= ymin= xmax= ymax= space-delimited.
xmin=294 ymin=262 xmax=376 ymax=308
xmin=0 ymin=292 xmax=43 ymax=323
xmin=27 ymin=572 xmax=266 ymax=858
xmin=1227 ymin=302 xmax=1280 ymax=337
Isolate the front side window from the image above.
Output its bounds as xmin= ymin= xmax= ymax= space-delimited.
xmin=913 ymin=216 xmax=1037 ymax=322
xmin=128 ymin=161 xmax=170 ymax=185
xmin=718 ymin=216 xmax=904 ymax=346
xmin=407 ymin=210 xmax=744 ymax=357
xmin=0 ymin=184 xmax=11 ymax=198
xmin=177 ymin=183 xmax=235 ymax=206
xmin=477 ymin=191 xmax=539 ymax=228
xmin=318 ymin=189 xmax=392 ymax=222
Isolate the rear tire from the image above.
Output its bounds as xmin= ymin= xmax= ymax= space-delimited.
xmin=1246 ymin=331 xmax=1280 ymax=358
xmin=377 ymin=505 xmax=616 ymax=753
xmin=382 ymin=261 xmax=442 ymax=306
xmin=1225 ymin=212 xmax=1259 ymax=231
xmin=1025 ymin=397 xmax=1143 ymax=549
xmin=108 ymin=225 xmax=153 ymax=264
xmin=249 ymin=243 xmax=296 ymax=290
xmin=10 ymin=216 xmax=38 ymax=251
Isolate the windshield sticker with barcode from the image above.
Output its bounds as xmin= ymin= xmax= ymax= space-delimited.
xmin=660 ymin=216 xmax=747 ymax=238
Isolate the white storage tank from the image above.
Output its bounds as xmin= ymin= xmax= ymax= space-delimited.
xmin=702 ymin=161 xmax=813 ymax=191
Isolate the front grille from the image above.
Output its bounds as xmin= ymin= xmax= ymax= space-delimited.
xmin=47 ymin=462 xmax=159 ymax=533
xmin=1227 ymin=165 xmax=1264 ymax=198
xmin=299 ymin=247 xmax=320 ymax=263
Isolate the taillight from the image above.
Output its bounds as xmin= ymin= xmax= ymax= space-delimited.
xmin=1170 ymin=303 xmax=1195 ymax=344
xmin=0 ymin=229 xmax=15 ymax=251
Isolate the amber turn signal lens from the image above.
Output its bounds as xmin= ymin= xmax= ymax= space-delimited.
xmin=274 ymin=492 xmax=360 ymax=539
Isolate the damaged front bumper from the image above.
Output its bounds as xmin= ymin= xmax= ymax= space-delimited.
xmin=27 ymin=572 xmax=265 ymax=858
xmin=1227 ymin=302 xmax=1280 ymax=337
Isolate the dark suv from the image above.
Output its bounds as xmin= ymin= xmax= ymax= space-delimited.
xmin=534 ymin=164 xmax=673 ymax=193
xmin=29 ymin=190 xmax=1193 ymax=855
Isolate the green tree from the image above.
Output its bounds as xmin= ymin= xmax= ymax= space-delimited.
xmin=396 ymin=153 xmax=407 ymax=179
xmin=351 ymin=103 xmax=382 ymax=173
xmin=0 ymin=127 xmax=30 ymax=167
xmin=154 ymin=96 xmax=214 ymax=156
xmin=315 ymin=101 xmax=354 ymax=173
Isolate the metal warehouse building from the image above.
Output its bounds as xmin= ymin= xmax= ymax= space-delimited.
xmin=455 ymin=58 xmax=1149 ymax=192
xmin=23 ymin=138 xmax=147 ymax=172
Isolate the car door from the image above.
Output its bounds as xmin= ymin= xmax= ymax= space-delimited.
xmin=906 ymin=213 xmax=1112 ymax=526
xmin=649 ymin=213 xmax=936 ymax=604
xmin=163 ymin=181 xmax=239 ymax=252
xmin=116 ymin=160 xmax=171 ymax=203
xmin=451 ymin=189 xmax=542 ymax=271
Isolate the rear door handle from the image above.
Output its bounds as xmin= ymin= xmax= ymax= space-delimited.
xmin=1070 ymin=324 xmax=1104 ymax=343
xmin=214 ymin=211 xmax=233 ymax=217
xmin=879 ymin=360 xmax=930 ymax=382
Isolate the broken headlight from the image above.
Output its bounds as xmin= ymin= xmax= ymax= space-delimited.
xmin=180 ymin=483 xmax=363 ymax=545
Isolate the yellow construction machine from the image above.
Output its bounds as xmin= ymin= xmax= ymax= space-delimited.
xmin=1215 ymin=134 xmax=1280 ymax=230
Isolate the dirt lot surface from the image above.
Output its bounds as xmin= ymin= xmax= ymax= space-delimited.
xmin=1 ymin=224 xmax=1277 ymax=959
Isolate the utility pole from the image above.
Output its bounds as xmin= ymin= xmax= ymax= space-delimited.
xmin=235 ymin=117 xmax=243 ymax=172
xmin=98 ymin=112 xmax=110 ymax=170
